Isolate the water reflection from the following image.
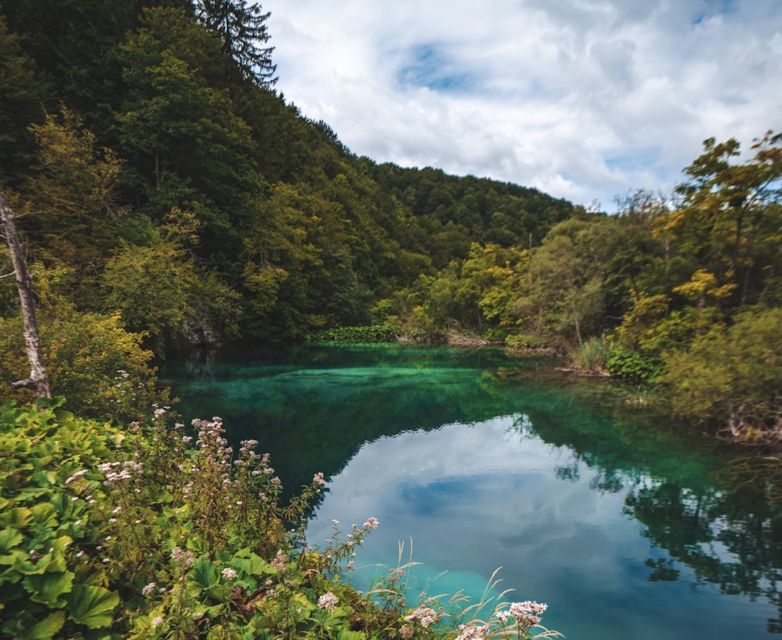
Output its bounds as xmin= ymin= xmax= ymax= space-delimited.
xmin=165 ymin=344 xmax=782 ymax=640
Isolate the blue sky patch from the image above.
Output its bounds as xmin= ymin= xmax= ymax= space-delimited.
xmin=397 ymin=43 xmax=476 ymax=92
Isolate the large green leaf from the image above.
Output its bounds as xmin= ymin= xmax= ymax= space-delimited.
xmin=231 ymin=552 xmax=271 ymax=576
xmin=66 ymin=584 xmax=119 ymax=629
xmin=0 ymin=507 xmax=32 ymax=528
xmin=0 ymin=527 xmax=23 ymax=553
xmin=190 ymin=556 xmax=218 ymax=589
xmin=25 ymin=570 xmax=74 ymax=607
xmin=30 ymin=503 xmax=58 ymax=528
xmin=23 ymin=611 xmax=66 ymax=640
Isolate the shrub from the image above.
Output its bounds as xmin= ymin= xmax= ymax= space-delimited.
xmin=660 ymin=307 xmax=782 ymax=443
xmin=605 ymin=347 xmax=663 ymax=384
xmin=481 ymin=327 xmax=509 ymax=343
xmin=0 ymin=401 xmax=127 ymax=638
xmin=309 ymin=323 xmax=404 ymax=343
xmin=570 ymin=337 xmax=609 ymax=373
xmin=504 ymin=333 xmax=550 ymax=351
xmin=0 ymin=304 xmax=166 ymax=421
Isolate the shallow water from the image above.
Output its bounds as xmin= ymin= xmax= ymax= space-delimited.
xmin=164 ymin=343 xmax=782 ymax=639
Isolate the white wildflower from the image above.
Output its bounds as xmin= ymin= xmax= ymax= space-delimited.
xmin=221 ymin=567 xmax=237 ymax=581
xmin=65 ymin=470 xmax=87 ymax=485
xmin=318 ymin=592 xmax=339 ymax=611
xmin=456 ymin=624 xmax=489 ymax=640
xmin=508 ymin=600 xmax=548 ymax=628
xmin=271 ymin=549 xmax=287 ymax=571
xmin=404 ymin=606 xmax=440 ymax=629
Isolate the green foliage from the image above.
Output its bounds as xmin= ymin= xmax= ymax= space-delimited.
xmin=0 ymin=16 xmax=48 ymax=186
xmin=310 ymin=323 xmax=404 ymax=343
xmin=0 ymin=402 xmax=126 ymax=638
xmin=102 ymin=237 xmax=240 ymax=352
xmin=504 ymin=333 xmax=550 ymax=351
xmin=20 ymin=107 xmax=127 ymax=303
xmin=195 ymin=0 xmax=277 ymax=87
xmin=571 ymin=337 xmax=609 ymax=373
xmin=661 ymin=308 xmax=782 ymax=442
xmin=0 ymin=304 xmax=166 ymax=421
xmin=605 ymin=348 xmax=663 ymax=385
xmin=0 ymin=403 xmax=556 ymax=639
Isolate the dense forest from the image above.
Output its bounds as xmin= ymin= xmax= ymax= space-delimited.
xmin=0 ymin=0 xmax=780 ymax=440
xmin=1 ymin=1 xmax=781 ymax=639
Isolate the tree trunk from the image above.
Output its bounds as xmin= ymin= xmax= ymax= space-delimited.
xmin=0 ymin=188 xmax=51 ymax=399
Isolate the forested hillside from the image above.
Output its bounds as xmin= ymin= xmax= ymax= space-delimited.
xmin=1 ymin=0 xmax=781 ymax=443
xmin=0 ymin=0 xmax=573 ymax=344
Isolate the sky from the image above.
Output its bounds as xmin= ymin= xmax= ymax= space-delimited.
xmin=268 ymin=0 xmax=782 ymax=209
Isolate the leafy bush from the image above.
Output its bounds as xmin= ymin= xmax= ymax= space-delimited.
xmin=102 ymin=239 xmax=240 ymax=352
xmin=605 ymin=348 xmax=663 ymax=384
xmin=504 ymin=333 xmax=550 ymax=351
xmin=309 ymin=323 xmax=404 ymax=343
xmin=0 ymin=403 xmax=558 ymax=639
xmin=0 ymin=304 xmax=167 ymax=421
xmin=481 ymin=327 xmax=509 ymax=343
xmin=660 ymin=308 xmax=782 ymax=442
xmin=0 ymin=401 xmax=126 ymax=638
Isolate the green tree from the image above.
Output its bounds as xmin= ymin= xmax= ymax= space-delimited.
xmin=102 ymin=236 xmax=239 ymax=352
xmin=115 ymin=7 xmax=259 ymax=232
xmin=0 ymin=17 xmax=48 ymax=186
xmin=195 ymin=0 xmax=277 ymax=86
xmin=0 ymin=302 xmax=165 ymax=420
xmin=242 ymin=184 xmax=360 ymax=338
xmin=22 ymin=107 xmax=126 ymax=304
xmin=660 ymin=132 xmax=782 ymax=309
xmin=508 ymin=218 xmax=619 ymax=346
xmin=661 ymin=307 xmax=782 ymax=442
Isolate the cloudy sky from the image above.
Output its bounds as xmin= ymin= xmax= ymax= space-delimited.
xmin=268 ymin=0 xmax=781 ymax=208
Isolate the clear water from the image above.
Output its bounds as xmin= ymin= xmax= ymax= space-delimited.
xmin=163 ymin=343 xmax=782 ymax=639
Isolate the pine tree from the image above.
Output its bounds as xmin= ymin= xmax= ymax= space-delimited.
xmin=195 ymin=0 xmax=277 ymax=87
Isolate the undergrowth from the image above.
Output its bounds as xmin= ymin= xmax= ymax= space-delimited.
xmin=0 ymin=401 xmax=558 ymax=639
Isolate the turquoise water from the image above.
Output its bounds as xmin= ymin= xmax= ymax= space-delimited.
xmin=164 ymin=344 xmax=782 ymax=639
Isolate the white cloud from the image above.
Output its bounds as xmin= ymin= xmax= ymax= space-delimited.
xmin=268 ymin=0 xmax=782 ymax=208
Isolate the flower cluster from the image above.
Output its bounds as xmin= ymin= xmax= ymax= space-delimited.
xmin=404 ymin=605 xmax=440 ymax=629
xmin=318 ymin=592 xmax=339 ymax=611
xmin=271 ymin=549 xmax=287 ymax=571
xmin=455 ymin=623 xmax=489 ymax=640
xmin=506 ymin=600 xmax=548 ymax=628
xmin=99 ymin=461 xmax=143 ymax=485
xmin=170 ymin=546 xmax=195 ymax=568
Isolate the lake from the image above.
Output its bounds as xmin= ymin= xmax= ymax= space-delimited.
xmin=163 ymin=343 xmax=782 ymax=639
